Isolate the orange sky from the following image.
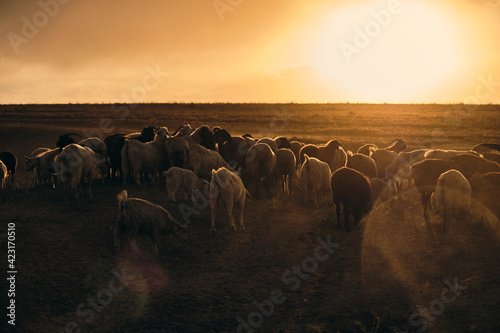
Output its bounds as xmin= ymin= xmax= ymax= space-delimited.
xmin=0 ymin=0 xmax=499 ymax=104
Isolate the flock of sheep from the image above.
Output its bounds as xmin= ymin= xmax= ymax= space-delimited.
xmin=1 ymin=124 xmax=500 ymax=252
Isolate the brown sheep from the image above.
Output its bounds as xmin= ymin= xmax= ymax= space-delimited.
xmin=482 ymin=152 xmax=500 ymax=165
xmin=299 ymin=140 xmax=342 ymax=170
xmin=451 ymin=154 xmax=500 ymax=180
xmin=470 ymin=172 xmax=500 ymax=223
xmin=410 ymin=159 xmax=455 ymax=221
xmin=290 ymin=141 xmax=305 ymax=167
xmin=331 ymin=167 xmax=372 ymax=232
xmin=275 ymin=148 xmax=296 ymax=196
xmin=245 ymin=143 xmax=276 ymax=198
xmin=472 ymin=143 xmax=500 ymax=154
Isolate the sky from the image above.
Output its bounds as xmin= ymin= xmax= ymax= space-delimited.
xmin=0 ymin=0 xmax=499 ymax=104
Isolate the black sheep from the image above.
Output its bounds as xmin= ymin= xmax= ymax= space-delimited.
xmin=0 ymin=151 xmax=17 ymax=187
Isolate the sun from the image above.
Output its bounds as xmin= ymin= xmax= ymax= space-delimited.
xmin=313 ymin=1 xmax=465 ymax=103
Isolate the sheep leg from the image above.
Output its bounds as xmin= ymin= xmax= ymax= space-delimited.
xmin=225 ymin=196 xmax=236 ymax=230
xmin=210 ymin=195 xmax=217 ymax=232
xmin=238 ymin=197 xmax=245 ymax=230
xmin=336 ymin=203 xmax=341 ymax=229
xmin=442 ymin=214 xmax=448 ymax=233
xmin=421 ymin=191 xmax=430 ymax=221
xmin=344 ymin=205 xmax=351 ymax=232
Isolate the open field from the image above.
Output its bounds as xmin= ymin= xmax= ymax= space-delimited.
xmin=1 ymin=103 xmax=500 ymax=332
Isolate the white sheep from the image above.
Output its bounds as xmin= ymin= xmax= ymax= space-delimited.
xmin=163 ymin=167 xmax=208 ymax=202
xmin=431 ymin=169 xmax=471 ymax=232
xmin=79 ymin=137 xmax=107 ymax=156
xmin=186 ymin=144 xmax=232 ymax=180
xmin=114 ymin=190 xmax=188 ymax=253
xmin=209 ymin=167 xmax=249 ymax=232
xmin=121 ymin=127 xmax=169 ymax=185
xmin=25 ymin=148 xmax=61 ymax=188
xmin=54 ymin=144 xmax=104 ymax=199
xmin=300 ymin=154 xmax=331 ymax=207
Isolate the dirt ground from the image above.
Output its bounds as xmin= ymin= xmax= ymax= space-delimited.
xmin=1 ymin=104 xmax=500 ymax=332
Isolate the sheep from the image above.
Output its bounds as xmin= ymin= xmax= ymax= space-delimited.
xmin=165 ymin=136 xmax=190 ymax=168
xmin=245 ymin=143 xmax=277 ymax=198
xmin=472 ymin=143 xmax=500 ymax=154
xmin=163 ymin=167 xmax=208 ymax=202
xmin=451 ymin=154 xmax=500 ymax=180
xmin=274 ymin=136 xmax=292 ymax=149
xmin=274 ymin=148 xmax=296 ymax=196
xmin=185 ymin=144 xmax=232 ymax=180
xmin=482 ymin=152 xmax=500 ymax=165
xmin=30 ymin=148 xmax=51 ymax=158
xmin=357 ymin=144 xmax=378 ymax=156
xmin=214 ymin=129 xmax=252 ymax=171
xmin=469 ymin=172 xmax=500 ymax=223
xmin=54 ymin=144 xmax=103 ymax=199
xmin=0 ymin=160 xmax=7 ymax=190
xmin=104 ymin=126 xmax=157 ymax=181
xmin=242 ymin=134 xmax=258 ymax=146
xmin=431 ymin=169 xmax=471 ymax=232
xmin=0 ymin=151 xmax=17 ymax=187
xmin=256 ymin=137 xmax=279 ymax=153
xmin=78 ymin=137 xmax=107 ymax=156
xmin=114 ymin=190 xmax=188 ymax=253
xmin=347 ymin=152 xmax=377 ymax=178
xmin=410 ymin=159 xmax=455 ymax=221
xmin=331 ymin=147 xmax=348 ymax=173
xmin=209 ymin=167 xmax=249 ymax=232
xmin=170 ymin=124 xmax=193 ymax=137
xmin=299 ymin=140 xmax=342 ymax=171
xmin=370 ymin=149 xmax=398 ymax=179
xmin=56 ymin=133 xmax=83 ymax=151
xmin=369 ymin=177 xmax=392 ymax=205
xmin=121 ymin=127 xmax=169 ymax=186
xmin=25 ymin=148 xmax=61 ymax=188
xmin=384 ymin=139 xmax=407 ymax=153
xmin=170 ymin=125 xmax=216 ymax=151
xmin=424 ymin=149 xmax=478 ymax=160
xmin=300 ymin=154 xmax=331 ymax=207
xmin=290 ymin=141 xmax=305 ymax=167
xmin=384 ymin=149 xmax=428 ymax=197
xmin=331 ymin=167 xmax=372 ymax=232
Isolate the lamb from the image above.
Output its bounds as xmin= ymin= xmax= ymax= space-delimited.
xmin=370 ymin=149 xmax=398 ymax=179
xmin=290 ymin=141 xmax=305 ymax=167
xmin=472 ymin=143 xmax=500 ymax=154
xmin=245 ymin=143 xmax=277 ymax=198
xmin=274 ymin=148 xmax=296 ymax=196
xmin=0 ymin=160 xmax=7 ymax=190
xmin=163 ymin=167 xmax=208 ymax=202
xmin=300 ymin=154 xmax=331 ymax=207
xmin=331 ymin=167 xmax=372 ymax=232
xmin=114 ymin=190 xmax=188 ymax=253
xmin=410 ymin=159 xmax=455 ymax=221
xmin=54 ymin=144 xmax=102 ymax=199
xmin=357 ymin=144 xmax=378 ymax=156
xmin=424 ymin=149 xmax=478 ymax=160
xmin=121 ymin=127 xmax=169 ymax=186
xmin=25 ymin=148 xmax=61 ymax=188
xmin=451 ymin=153 xmax=500 ymax=180
xmin=78 ymin=137 xmax=107 ymax=156
xmin=431 ymin=169 xmax=471 ymax=232
xmin=299 ymin=140 xmax=342 ymax=171
xmin=185 ymin=144 xmax=232 ymax=180
xmin=0 ymin=151 xmax=17 ymax=187
xmin=469 ymin=172 xmax=500 ymax=223
xmin=209 ymin=167 xmax=249 ymax=232
xmin=256 ymin=138 xmax=279 ymax=153
xmin=346 ymin=152 xmax=378 ymax=178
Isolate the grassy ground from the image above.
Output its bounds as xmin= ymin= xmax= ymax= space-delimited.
xmin=0 ymin=103 xmax=500 ymax=332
